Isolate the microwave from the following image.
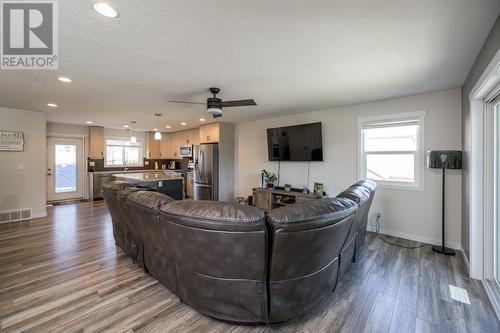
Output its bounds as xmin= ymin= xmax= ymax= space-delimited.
xmin=179 ymin=145 xmax=193 ymax=158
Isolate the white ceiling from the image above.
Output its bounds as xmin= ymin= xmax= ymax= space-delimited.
xmin=1 ymin=0 xmax=499 ymax=132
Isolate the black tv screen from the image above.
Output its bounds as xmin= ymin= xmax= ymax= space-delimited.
xmin=267 ymin=122 xmax=323 ymax=161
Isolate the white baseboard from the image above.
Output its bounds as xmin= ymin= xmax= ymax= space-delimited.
xmin=367 ymin=225 xmax=461 ymax=250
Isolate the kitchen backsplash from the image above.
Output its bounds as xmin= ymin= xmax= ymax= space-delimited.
xmin=88 ymin=158 xmax=189 ymax=172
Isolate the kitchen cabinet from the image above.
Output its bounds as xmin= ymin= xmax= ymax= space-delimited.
xmin=166 ymin=129 xmax=199 ymax=159
xmin=89 ymin=126 xmax=105 ymax=158
xmin=160 ymin=134 xmax=169 ymax=159
xmin=199 ymin=123 xmax=219 ymax=143
xmin=146 ymin=131 xmax=161 ymax=158
xmin=169 ymin=132 xmax=181 ymax=158
xmin=180 ymin=129 xmax=199 ymax=145
xmin=186 ymin=172 xmax=194 ymax=197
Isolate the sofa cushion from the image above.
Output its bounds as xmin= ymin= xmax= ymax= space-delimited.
xmin=101 ymin=180 xmax=130 ymax=192
xmin=336 ymin=185 xmax=371 ymax=205
xmin=355 ymin=179 xmax=377 ymax=192
xmin=128 ymin=190 xmax=174 ymax=209
xmin=161 ymin=200 xmax=265 ymax=223
xmin=268 ymin=197 xmax=357 ymax=225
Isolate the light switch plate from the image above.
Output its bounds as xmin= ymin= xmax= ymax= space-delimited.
xmin=449 ymin=285 xmax=471 ymax=304
xmin=158 ymin=181 xmax=163 ymax=187
xmin=16 ymin=163 xmax=25 ymax=170
xmin=145 ymin=161 xmax=149 ymax=165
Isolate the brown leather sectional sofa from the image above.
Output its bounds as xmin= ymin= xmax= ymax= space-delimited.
xmin=102 ymin=180 xmax=376 ymax=324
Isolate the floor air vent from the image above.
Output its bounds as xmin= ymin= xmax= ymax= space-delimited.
xmin=0 ymin=209 xmax=32 ymax=223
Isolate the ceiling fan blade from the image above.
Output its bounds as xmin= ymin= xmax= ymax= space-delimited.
xmin=212 ymin=113 xmax=223 ymax=119
xmin=166 ymin=100 xmax=205 ymax=105
xmin=222 ymin=99 xmax=256 ymax=107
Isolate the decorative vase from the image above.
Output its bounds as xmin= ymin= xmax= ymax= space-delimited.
xmin=268 ymin=183 xmax=274 ymax=189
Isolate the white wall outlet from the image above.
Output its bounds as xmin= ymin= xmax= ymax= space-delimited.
xmin=145 ymin=161 xmax=149 ymax=166
xmin=158 ymin=181 xmax=163 ymax=187
xmin=89 ymin=161 xmax=95 ymax=167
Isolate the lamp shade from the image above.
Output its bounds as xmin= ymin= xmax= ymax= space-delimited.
xmin=427 ymin=150 xmax=462 ymax=169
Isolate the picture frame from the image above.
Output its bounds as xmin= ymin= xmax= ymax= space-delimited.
xmin=313 ymin=182 xmax=324 ymax=196
xmin=0 ymin=131 xmax=24 ymax=152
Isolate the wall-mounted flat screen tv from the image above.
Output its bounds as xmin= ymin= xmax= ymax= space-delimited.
xmin=267 ymin=122 xmax=323 ymax=161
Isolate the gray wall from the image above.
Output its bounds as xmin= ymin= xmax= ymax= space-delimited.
xmin=462 ymin=14 xmax=500 ymax=260
xmin=236 ymin=89 xmax=462 ymax=249
xmin=0 ymin=107 xmax=47 ymax=217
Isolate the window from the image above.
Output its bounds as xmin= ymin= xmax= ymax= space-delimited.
xmin=105 ymin=138 xmax=143 ymax=167
xmin=358 ymin=111 xmax=425 ymax=190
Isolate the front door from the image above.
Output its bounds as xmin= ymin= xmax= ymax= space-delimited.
xmin=47 ymin=137 xmax=84 ymax=201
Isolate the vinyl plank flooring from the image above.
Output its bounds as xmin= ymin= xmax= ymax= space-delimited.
xmin=0 ymin=201 xmax=498 ymax=332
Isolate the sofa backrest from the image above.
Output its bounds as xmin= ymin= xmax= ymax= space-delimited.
xmin=336 ymin=180 xmax=377 ymax=249
xmin=126 ymin=190 xmax=175 ymax=246
xmin=266 ymin=197 xmax=357 ymax=322
xmin=159 ymin=200 xmax=268 ymax=322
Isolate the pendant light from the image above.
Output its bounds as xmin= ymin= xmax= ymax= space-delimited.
xmin=154 ymin=113 xmax=162 ymax=140
xmin=130 ymin=121 xmax=137 ymax=144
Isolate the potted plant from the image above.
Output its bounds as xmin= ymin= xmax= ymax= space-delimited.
xmin=261 ymin=169 xmax=277 ymax=188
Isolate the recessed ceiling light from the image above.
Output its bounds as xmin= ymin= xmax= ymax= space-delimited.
xmin=86 ymin=121 xmax=93 ymax=124
xmin=180 ymin=122 xmax=187 ymax=126
xmin=165 ymin=125 xmax=172 ymax=129
xmin=57 ymin=76 xmax=72 ymax=83
xmin=199 ymin=118 xmax=206 ymax=122
xmin=47 ymin=103 xmax=58 ymax=108
xmin=123 ymin=125 xmax=129 ymax=128
xmin=93 ymin=2 xmax=119 ymax=18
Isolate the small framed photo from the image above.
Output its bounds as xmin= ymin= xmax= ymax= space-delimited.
xmin=313 ymin=182 xmax=324 ymax=195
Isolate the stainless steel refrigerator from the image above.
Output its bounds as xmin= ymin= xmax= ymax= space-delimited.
xmin=193 ymin=144 xmax=219 ymax=201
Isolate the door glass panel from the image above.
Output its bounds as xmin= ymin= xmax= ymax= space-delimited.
xmin=55 ymin=144 xmax=77 ymax=193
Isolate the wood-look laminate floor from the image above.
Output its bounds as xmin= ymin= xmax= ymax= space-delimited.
xmin=0 ymin=201 xmax=499 ymax=333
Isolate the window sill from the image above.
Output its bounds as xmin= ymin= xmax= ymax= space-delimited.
xmin=370 ymin=181 xmax=424 ymax=192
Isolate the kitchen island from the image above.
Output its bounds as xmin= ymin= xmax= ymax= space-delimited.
xmin=113 ymin=171 xmax=184 ymax=200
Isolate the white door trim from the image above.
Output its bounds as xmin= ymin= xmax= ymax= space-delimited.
xmin=468 ymin=47 xmax=500 ymax=280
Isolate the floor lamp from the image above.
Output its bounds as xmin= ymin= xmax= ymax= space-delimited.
xmin=427 ymin=150 xmax=462 ymax=255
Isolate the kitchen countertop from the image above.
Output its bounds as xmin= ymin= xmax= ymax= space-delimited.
xmin=90 ymin=169 xmax=191 ymax=175
xmin=112 ymin=171 xmax=183 ymax=182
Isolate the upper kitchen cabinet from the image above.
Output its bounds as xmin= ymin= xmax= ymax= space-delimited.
xmin=89 ymin=126 xmax=104 ymax=158
xmin=160 ymin=134 xmax=169 ymax=159
xmin=168 ymin=132 xmax=181 ymax=159
xmin=146 ymin=131 xmax=161 ymax=158
xmin=199 ymin=123 xmax=219 ymax=143
xmin=187 ymin=128 xmax=199 ymax=145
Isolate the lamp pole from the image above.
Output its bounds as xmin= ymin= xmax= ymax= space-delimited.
xmin=432 ymin=156 xmax=455 ymax=255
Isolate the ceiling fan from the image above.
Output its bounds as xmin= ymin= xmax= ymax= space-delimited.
xmin=167 ymin=87 xmax=257 ymax=119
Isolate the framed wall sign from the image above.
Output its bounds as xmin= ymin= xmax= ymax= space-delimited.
xmin=0 ymin=131 xmax=24 ymax=151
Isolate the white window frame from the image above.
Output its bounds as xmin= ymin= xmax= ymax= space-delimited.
xmin=104 ymin=136 xmax=143 ymax=168
xmin=357 ymin=111 xmax=426 ymax=191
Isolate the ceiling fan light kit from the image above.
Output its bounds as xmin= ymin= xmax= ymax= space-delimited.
xmin=167 ymin=87 xmax=257 ymax=119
